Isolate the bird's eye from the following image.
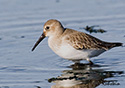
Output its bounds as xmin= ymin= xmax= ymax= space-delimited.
xmin=46 ymin=26 xmax=50 ymax=30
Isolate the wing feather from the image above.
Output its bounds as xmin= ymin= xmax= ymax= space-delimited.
xmin=63 ymin=29 xmax=109 ymax=50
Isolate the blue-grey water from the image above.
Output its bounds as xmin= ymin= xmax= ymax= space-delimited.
xmin=0 ymin=0 xmax=125 ymax=88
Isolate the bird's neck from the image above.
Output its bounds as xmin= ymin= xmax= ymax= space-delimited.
xmin=56 ymin=27 xmax=65 ymax=37
xmin=48 ymin=35 xmax=62 ymax=52
xmin=48 ymin=27 xmax=65 ymax=52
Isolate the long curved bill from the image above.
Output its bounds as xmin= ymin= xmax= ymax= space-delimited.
xmin=32 ymin=33 xmax=46 ymax=51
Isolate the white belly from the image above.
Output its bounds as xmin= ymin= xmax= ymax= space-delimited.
xmin=55 ymin=44 xmax=105 ymax=60
xmin=48 ymin=37 xmax=105 ymax=61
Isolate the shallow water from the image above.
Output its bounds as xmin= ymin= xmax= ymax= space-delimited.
xmin=0 ymin=0 xmax=125 ymax=88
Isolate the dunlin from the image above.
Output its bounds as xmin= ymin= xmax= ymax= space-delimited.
xmin=32 ymin=19 xmax=122 ymax=64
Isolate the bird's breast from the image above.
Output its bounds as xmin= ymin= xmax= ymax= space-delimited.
xmin=48 ymin=36 xmax=61 ymax=53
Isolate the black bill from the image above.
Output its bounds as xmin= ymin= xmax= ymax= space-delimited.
xmin=32 ymin=33 xmax=46 ymax=51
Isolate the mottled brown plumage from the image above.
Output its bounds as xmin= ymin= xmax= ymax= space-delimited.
xmin=63 ymin=28 xmax=122 ymax=50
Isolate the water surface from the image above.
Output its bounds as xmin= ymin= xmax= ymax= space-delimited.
xmin=0 ymin=0 xmax=125 ymax=88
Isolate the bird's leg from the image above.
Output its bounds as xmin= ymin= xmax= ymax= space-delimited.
xmin=86 ymin=58 xmax=94 ymax=65
xmin=71 ymin=60 xmax=85 ymax=69
xmin=72 ymin=60 xmax=82 ymax=66
xmin=72 ymin=60 xmax=80 ymax=64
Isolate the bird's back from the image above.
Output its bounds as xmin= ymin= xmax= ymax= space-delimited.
xmin=62 ymin=28 xmax=122 ymax=50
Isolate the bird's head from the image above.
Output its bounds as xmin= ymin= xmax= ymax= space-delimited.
xmin=32 ymin=19 xmax=64 ymax=51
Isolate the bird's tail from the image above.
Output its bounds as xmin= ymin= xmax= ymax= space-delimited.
xmin=105 ymin=42 xmax=123 ymax=49
xmin=111 ymin=42 xmax=123 ymax=48
xmin=114 ymin=42 xmax=123 ymax=47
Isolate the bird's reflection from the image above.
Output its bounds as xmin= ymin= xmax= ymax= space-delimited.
xmin=48 ymin=63 xmax=123 ymax=88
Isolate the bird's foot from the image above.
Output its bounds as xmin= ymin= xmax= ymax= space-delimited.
xmin=88 ymin=61 xmax=101 ymax=67
xmin=70 ymin=63 xmax=87 ymax=70
xmin=89 ymin=60 xmax=94 ymax=65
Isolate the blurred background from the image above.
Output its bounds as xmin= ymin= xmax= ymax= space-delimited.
xmin=0 ymin=0 xmax=125 ymax=88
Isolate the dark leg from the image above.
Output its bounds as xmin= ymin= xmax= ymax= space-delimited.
xmin=89 ymin=60 xmax=94 ymax=65
xmin=87 ymin=58 xmax=94 ymax=65
xmin=72 ymin=60 xmax=80 ymax=64
xmin=71 ymin=60 xmax=86 ymax=70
